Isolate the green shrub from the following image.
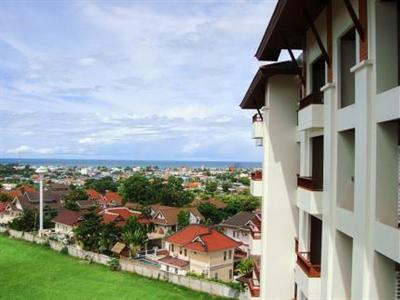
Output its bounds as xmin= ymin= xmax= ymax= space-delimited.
xmin=60 ymin=246 xmax=69 ymax=255
xmin=108 ymin=258 xmax=120 ymax=271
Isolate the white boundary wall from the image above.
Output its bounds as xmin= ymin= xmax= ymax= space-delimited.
xmin=0 ymin=227 xmax=247 ymax=300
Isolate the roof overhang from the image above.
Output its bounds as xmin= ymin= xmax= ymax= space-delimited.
xmin=239 ymin=61 xmax=299 ymax=109
xmin=255 ymin=0 xmax=329 ymax=61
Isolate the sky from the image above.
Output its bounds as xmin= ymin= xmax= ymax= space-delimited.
xmin=0 ymin=0 xmax=277 ymax=162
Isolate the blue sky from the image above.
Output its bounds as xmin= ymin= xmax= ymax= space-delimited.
xmin=0 ymin=0 xmax=277 ymax=162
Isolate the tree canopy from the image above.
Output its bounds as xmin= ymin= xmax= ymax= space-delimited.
xmin=84 ymin=176 xmax=117 ymax=193
xmin=120 ymin=174 xmax=194 ymax=207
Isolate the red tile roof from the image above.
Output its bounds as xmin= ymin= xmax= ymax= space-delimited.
xmin=102 ymin=191 xmax=122 ymax=205
xmin=166 ymin=224 xmax=239 ymax=252
xmin=86 ymin=189 xmax=102 ymax=200
xmin=158 ymin=256 xmax=189 ymax=268
xmin=0 ymin=202 xmax=8 ymax=213
xmin=99 ymin=207 xmax=149 ymax=227
xmin=52 ymin=210 xmax=82 ymax=227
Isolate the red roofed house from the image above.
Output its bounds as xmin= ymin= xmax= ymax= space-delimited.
xmin=99 ymin=191 xmax=122 ymax=208
xmin=99 ymin=207 xmax=149 ymax=227
xmin=52 ymin=210 xmax=83 ymax=236
xmin=86 ymin=189 xmax=102 ymax=202
xmin=160 ymin=224 xmax=239 ymax=281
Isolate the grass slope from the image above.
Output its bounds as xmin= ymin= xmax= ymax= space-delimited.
xmin=0 ymin=235 xmax=227 ymax=300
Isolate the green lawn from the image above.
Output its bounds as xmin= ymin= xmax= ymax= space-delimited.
xmin=0 ymin=235 xmax=227 ymax=300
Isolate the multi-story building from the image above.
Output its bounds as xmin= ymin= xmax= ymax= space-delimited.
xmin=240 ymin=1 xmax=400 ymax=299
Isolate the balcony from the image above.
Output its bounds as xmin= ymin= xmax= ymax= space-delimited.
xmin=298 ymin=93 xmax=324 ymax=131
xmin=250 ymin=171 xmax=262 ymax=197
xmin=252 ymin=114 xmax=263 ymax=146
xmin=297 ymin=176 xmax=323 ymax=215
xmin=294 ymin=239 xmax=321 ymax=300
xmin=297 ymin=175 xmax=323 ymax=191
xmin=296 ymin=252 xmax=321 ymax=278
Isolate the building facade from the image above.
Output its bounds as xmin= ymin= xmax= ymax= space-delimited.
xmin=241 ymin=1 xmax=400 ymax=299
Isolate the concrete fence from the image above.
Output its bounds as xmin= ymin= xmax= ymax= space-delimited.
xmin=1 ymin=228 xmax=247 ymax=300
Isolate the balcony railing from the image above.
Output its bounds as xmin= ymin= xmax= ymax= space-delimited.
xmin=251 ymin=171 xmax=262 ymax=181
xmin=247 ymin=278 xmax=260 ymax=297
xmin=298 ymin=92 xmax=324 ymax=110
xmin=252 ymin=113 xmax=263 ymax=123
xmin=296 ymin=251 xmax=321 ymax=278
xmin=297 ymin=175 xmax=323 ymax=191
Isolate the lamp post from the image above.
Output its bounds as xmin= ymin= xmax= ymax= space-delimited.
xmin=36 ymin=166 xmax=48 ymax=233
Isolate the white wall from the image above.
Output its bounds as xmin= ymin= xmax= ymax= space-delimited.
xmin=260 ymin=74 xmax=299 ymax=299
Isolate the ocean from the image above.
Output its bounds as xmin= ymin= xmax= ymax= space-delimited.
xmin=0 ymin=158 xmax=261 ymax=169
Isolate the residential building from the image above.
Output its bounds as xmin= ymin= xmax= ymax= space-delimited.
xmin=220 ymin=211 xmax=261 ymax=256
xmin=52 ymin=210 xmax=82 ymax=235
xmin=150 ymin=205 xmax=204 ymax=236
xmin=99 ymin=207 xmax=149 ymax=227
xmin=3 ymin=191 xmax=64 ymax=224
xmin=240 ymin=0 xmax=400 ymax=299
xmin=160 ymin=224 xmax=238 ymax=281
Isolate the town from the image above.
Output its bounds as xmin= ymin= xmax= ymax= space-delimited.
xmin=0 ymin=163 xmax=262 ymax=298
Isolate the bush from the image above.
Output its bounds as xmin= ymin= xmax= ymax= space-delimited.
xmin=60 ymin=246 xmax=69 ymax=255
xmin=108 ymin=258 xmax=120 ymax=271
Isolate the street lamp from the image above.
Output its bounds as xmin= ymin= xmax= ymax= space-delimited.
xmin=36 ymin=166 xmax=48 ymax=233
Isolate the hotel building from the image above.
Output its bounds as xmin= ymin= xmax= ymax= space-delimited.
xmin=240 ymin=0 xmax=400 ymax=299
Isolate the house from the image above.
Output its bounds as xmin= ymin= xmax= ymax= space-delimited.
xmin=86 ymin=189 xmax=102 ymax=202
xmin=99 ymin=191 xmax=122 ymax=207
xmin=150 ymin=205 xmax=204 ymax=236
xmin=2 ymin=191 xmax=64 ymax=224
xmin=160 ymin=224 xmax=239 ymax=281
xmin=99 ymin=207 xmax=149 ymax=227
xmin=0 ymin=202 xmax=12 ymax=225
xmin=52 ymin=210 xmax=83 ymax=235
xmin=220 ymin=211 xmax=261 ymax=255
xmin=239 ymin=0 xmax=400 ymax=299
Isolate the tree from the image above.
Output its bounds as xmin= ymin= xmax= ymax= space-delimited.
xmin=99 ymin=222 xmax=122 ymax=255
xmin=177 ymin=210 xmax=190 ymax=229
xmin=64 ymin=188 xmax=88 ymax=211
xmin=119 ymin=174 xmax=153 ymax=205
xmin=122 ymin=216 xmax=149 ymax=256
xmin=73 ymin=207 xmax=102 ymax=252
xmin=85 ymin=176 xmax=117 ymax=193
xmin=222 ymin=181 xmax=232 ymax=193
xmin=9 ymin=207 xmax=57 ymax=231
xmin=198 ymin=203 xmax=226 ymax=224
xmin=236 ymin=258 xmax=253 ymax=275
xmin=9 ymin=209 xmax=37 ymax=231
xmin=0 ymin=193 xmax=11 ymax=202
xmin=205 ymin=180 xmax=218 ymax=195
xmin=222 ymin=193 xmax=260 ymax=217
xmin=239 ymin=177 xmax=250 ymax=186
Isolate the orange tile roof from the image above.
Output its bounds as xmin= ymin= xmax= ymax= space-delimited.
xmin=102 ymin=191 xmax=122 ymax=205
xmin=166 ymin=224 xmax=239 ymax=252
xmin=86 ymin=189 xmax=102 ymax=200
xmin=99 ymin=207 xmax=149 ymax=227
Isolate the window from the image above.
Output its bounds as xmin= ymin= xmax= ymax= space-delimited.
xmin=179 ymin=247 xmax=182 ymax=255
xmin=228 ymin=250 xmax=232 ymax=260
xmin=214 ymin=273 xmax=218 ymax=280
xmin=223 ymin=251 xmax=227 ymax=261
xmin=184 ymin=249 xmax=187 ymax=256
xmin=229 ymin=269 xmax=233 ymax=280
xmin=311 ymin=56 xmax=326 ymax=94
xmin=233 ymin=231 xmax=236 ymax=238
xmin=171 ymin=244 xmax=174 ymax=252
xmin=339 ymin=27 xmax=356 ymax=108
xmin=175 ymin=268 xmax=178 ymax=275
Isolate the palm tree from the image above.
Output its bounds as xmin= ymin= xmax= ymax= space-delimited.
xmin=122 ymin=216 xmax=148 ymax=257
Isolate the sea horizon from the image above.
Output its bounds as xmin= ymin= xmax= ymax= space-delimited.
xmin=0 ymin=158 xmax=261 ymax=169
